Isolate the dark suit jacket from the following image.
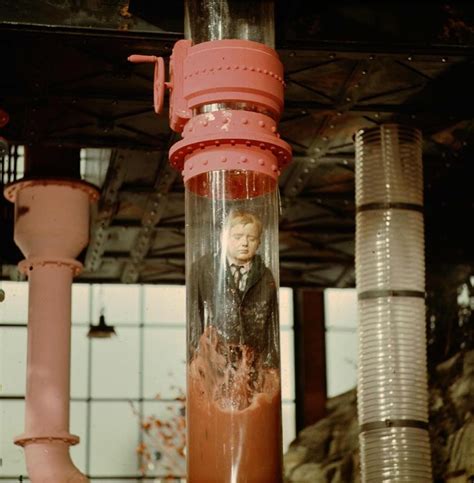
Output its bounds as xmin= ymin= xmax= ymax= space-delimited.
xmin=188 ymin=252 xmax=279 ymax=368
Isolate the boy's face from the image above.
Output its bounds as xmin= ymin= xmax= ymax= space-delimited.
xmin=226 ymin=222 xmax=260 ymax=265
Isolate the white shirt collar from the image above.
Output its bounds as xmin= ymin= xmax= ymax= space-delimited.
xmin=227 ymin=257 xmax=252 ymax=272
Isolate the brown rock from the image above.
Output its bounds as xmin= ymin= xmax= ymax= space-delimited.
xmin=285 ymin=351 xmax=474 ymax=482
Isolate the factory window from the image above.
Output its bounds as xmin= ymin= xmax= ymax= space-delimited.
xmin=324 ymin=288 xmax=358 ymax=397
xmin=0 ymin=282 xmax=295 ymax=481
xmin=0 ymin=145 xmax=24 ymax=185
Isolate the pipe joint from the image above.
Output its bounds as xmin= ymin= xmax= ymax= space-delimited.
xmin=14 ymin=432 xmax=80 ymax=447
xmin=4 ymin=178 xmax=99 ymax=260
xmin=4 ymin=177 xmax=99 ymax=204
xmin=170 ymin=110 xmax=291 ymax=181
xmin=129 ymin=39 xmax=286 ymax=132
xmin=18 ymin=258 xmax=83 ymax=277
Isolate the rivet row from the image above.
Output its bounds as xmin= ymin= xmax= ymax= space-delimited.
xmin=170 ymin=139 xmax=291 ymax=165
xmin=186 ymin=117 xmax=276 ymax=131
xmin=184 ymin=65 xmax=284 ymax=84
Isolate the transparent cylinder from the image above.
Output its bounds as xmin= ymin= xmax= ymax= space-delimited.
xmin=355 ymin=125 xmax=432 ymax=482
xmin=184 ymin=0 xmax=275 ymax=47
xmin=185 ymin=169 xmax=282 ymax=482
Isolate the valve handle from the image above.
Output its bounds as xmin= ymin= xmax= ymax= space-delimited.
xmin=128 ymin=55 xmax=168 ymax=115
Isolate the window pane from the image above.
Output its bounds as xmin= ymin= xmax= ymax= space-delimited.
xmin=0 ymin=281 xmax=28 ymax=324
xmin=89 ymin=402 xmax=140 ymax=476
xmin=141 ymin=401 xmax=186 ymax=479
xmin=325 ymin=331 xmax=358 ymax=397
xmin=72 ymin=284 xmax=91 ymax=324
xmin=92 ymin=284 xmax=141 ymax=325
xmin=282 ymin=402 xmax=296 ymax=453
xmin=70 ymin=401 xmax=88 ymax=473
xmin=0 ymin=400 xmax=27 ymax=477
xmin=280 ymin=329 xmax=295 ymax=401
xmin=143 ymin=328 xmax=186 ymax=400
xmin=91 ymin=328 xmax=139 ymax=399
xmin=279 ymin=287 xmax=294 ymax=328
xmin=324 ymin=288 xmax=358 ymax=328
xmin=143 ymin=285 xmax=186 ymax=326
xmin=0 ymin=327 xmax=27 ymax=395
xmin=71 ymin=326 xmax=89 ymax=399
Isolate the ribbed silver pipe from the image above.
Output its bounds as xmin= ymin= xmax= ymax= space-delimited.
xmin=355 ymin=124 xmax=432 ymax=482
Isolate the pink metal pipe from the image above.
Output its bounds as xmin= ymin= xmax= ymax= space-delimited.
xmin=4 ymin=179 xmax=98 ymax=482
xmin=23 ymin=443 xmax=86 ymax=483
xmin=19 ymin=260 xmax=87 ymax=482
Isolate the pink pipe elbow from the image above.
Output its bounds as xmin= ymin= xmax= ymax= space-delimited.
xmin=5 ymin=179 xmax=98 ymax=483
xmin=24 ymin=444 xmax=88 ymax=483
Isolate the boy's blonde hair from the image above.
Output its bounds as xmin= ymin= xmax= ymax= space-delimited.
xmin=224 ymin=210 xmax=263 ymax=239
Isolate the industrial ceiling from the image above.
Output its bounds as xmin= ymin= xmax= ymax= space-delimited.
xmin=0 ymin=1 xmax=473 ymax=287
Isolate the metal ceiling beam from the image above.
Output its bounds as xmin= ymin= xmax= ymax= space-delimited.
xmin=280 ymin=253 xmax=353 ymax=264
xmin=334 ymin=265 xmax=356 ymax=288
xmin=0 ymin=22 xmax=180 ymax=42
xmin=278 ymin=44 xmax=473 ymax=58
xmin=283 ymin=58 xmax=378 ymax=197
xmin=0 ymin=88 xmax=151 ymax=104
xmin=44 ymin=135 xmax=165 ymax=149
xmin=285 ymin=99 xmax=473 ymax=117
xmin=84 ymin=149 xmax=129 ymax=272
xmin=280 ymin=226 xmax=354 ymax=237
xmin=120 ymin=150 xmax=178 ymax=284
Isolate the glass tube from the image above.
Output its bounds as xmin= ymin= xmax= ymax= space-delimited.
xmin=184 ymin=0 xmax=275 ymax=47
xmin=355 ymin=124 xmax=432 ymax=482
xmin=185 ymin=169 xmax=282 ymax=482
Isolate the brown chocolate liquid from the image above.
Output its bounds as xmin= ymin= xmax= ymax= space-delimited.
xmin=187 ymin=329 xmax=282 ymax=482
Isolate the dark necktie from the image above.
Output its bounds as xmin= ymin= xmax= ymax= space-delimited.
xmin=232 ymin=264 xmax=246 ymax=291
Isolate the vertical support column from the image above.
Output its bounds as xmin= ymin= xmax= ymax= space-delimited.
xmin=355 ymin=124 xmax=432 ymax=482
xmin=294 ymin=288 xmax=327 ymax=432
